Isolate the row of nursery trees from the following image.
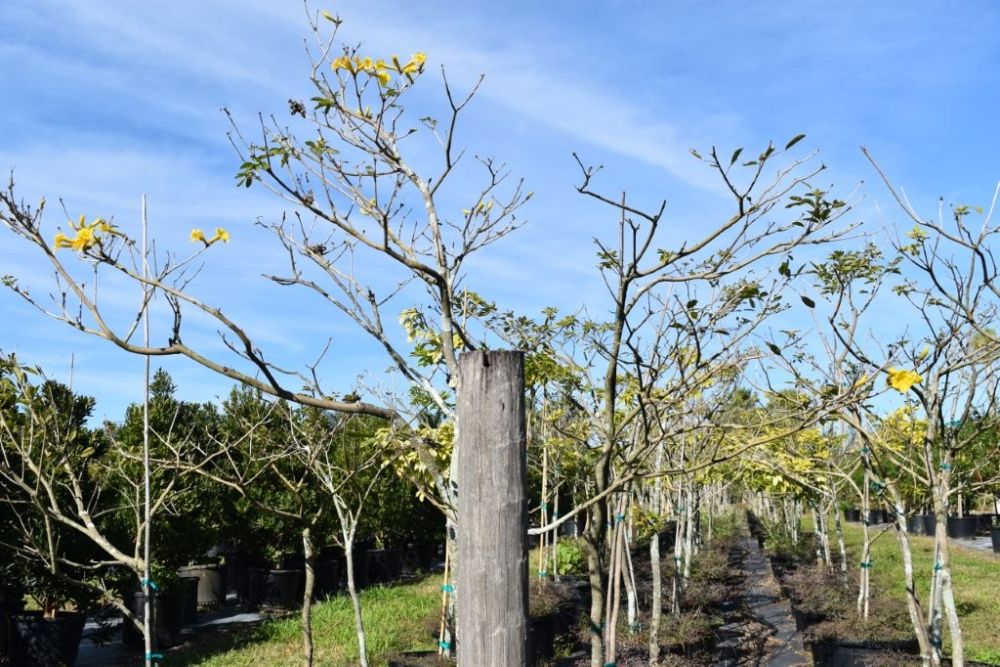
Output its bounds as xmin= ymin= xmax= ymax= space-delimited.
xmin=2 ymin=12 xmax=1000 ymax=667
xmin=0 ymin=362 xmax=440 ymax=662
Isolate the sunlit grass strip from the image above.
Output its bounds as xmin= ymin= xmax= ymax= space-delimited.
xmin=169 ymin=575 xmax=440 ymax=666
xmin=835 ymin=519 xmax=1000 ymax=665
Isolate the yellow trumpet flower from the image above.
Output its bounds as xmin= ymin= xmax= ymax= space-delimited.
xmin=886 ymin=367 xmax=922 ymax=393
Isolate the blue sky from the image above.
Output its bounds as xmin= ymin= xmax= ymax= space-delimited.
xmin=1 ymin=1 xmax=998 ymax=421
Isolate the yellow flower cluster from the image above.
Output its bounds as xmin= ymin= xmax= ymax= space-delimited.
xmin=331 ymin=52 xmax=427 ymax=86
xmin=54 ymin=215 xmax=120 ymax=252
xmin=886 ymin=367 xmax=922 ymax=393
xmin=190 ymin=227 xmax=230 ymax=246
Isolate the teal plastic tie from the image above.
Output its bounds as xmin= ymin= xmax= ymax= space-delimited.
xmin=940 ymin=462 xmax=952 ymax=471
xmin=439 ymin=640 xmax=452 ymax=650
xmin=146 ymin=652 xmax=164 ymax=660
xmin=588 ymin=620 xmax=603 ymax=635
xmin=537 ymin=570 xmax=548 ymax=577
xmin=615 ymin=513 xmax=626 ymax=523
xmin=553 ymin=512 xmax=560 ymax=519
xmin=860 ymin=561 xmax=872 ymax=569
xmin=440 ymin=583 xmax=454 ymax=593
xmin=141 ymin=578 xmax=159 ymax=591
xmin=541 ymin=502 xmax=549 ymax=510
xmin=605 ymin=663 xmax=617 ymax=667
xmin=933 ymin=562 xmax=943 ymax=572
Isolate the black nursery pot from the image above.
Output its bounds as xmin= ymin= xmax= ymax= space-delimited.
xmin=369 ymin=549 xmax=403 ymax=584
xmin=0 ymin=594 xmax=26 ymax=662
xmin=527 ymin=613 xmax=556 ymax=665
xmin=867 ymin=509 xmax=888 ymax=525
xmin=263 ymin=569 xmax=304 ymax=609
xmin=921 ymin=513 xmax=937 ymax=536
xmin=990 ymin=526 xmax=1000 ymax=554
xmin=11 ymin=611 xmax=86 ymax=667
xmin=122 ymin=590 xmax=185 ymax=649
xmin=906 ymin=515 xmax=924 ymax=534
xmin=844 ymin=508 xmax=861 ymax=523
xmin=946 ymin=515 xmax=978 ymax=539
xmin=312 ymin=558 xmax=341 ymax=600
xmin=177 ymin=562 xmax=227 ymax=610
xmin=178 ymin=576 xmax=199 ymax=623
xmin=241 ymin=566 xmax=268 ymax=609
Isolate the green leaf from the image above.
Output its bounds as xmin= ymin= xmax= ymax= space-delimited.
xmin=778 ymin=260 xmax=791 ymax=278
xmin=766 ymin=342 xmax=782 ymax=356
xmin=785 ymin=134 xmax=806 ymax=150
xmin=686 ymin=299 xmax=698 ymax=309
xmin=729 ymin=148 xmax=743 ymax=166
xmin=690 ymin=148 xmax=702 ymax=159
xmin=801 ymin=295 xmax=815 ymax=308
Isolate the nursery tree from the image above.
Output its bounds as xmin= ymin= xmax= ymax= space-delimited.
xmin=0 ymin=12 xmax=528 ymax=661
xmin=113 ymin=369 xmax=228 ymax=572
xmin=0 ymin=354 xmax=164 ymax=629
xmin=807 ymin=155 xmax=1000 ymax=666
xmin=496 ymin=140 xmax=862 ymax=666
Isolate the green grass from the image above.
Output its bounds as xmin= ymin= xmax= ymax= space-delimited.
xmin=167 ymin=575 xmax=442 ymax=666
xmin=831 ymin=518 xmax=1000 ymax=664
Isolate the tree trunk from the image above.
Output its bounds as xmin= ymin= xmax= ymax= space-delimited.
xmin=834 ymin=507 xmax=848 ymax=576
xmin=888 ymin=490 xmax=933 ymax=665
xmin=649 ymin=532 xmax=662 ymax=664
xmin=648 ymin=461 xmax=664 ymax=665
xmin=456 ymin=351 xmax=528 ymax=667
xmin=342 ymin=533 xmax=370 ymax=667
xmin=301 ymin=527 xmax=315 ymax=667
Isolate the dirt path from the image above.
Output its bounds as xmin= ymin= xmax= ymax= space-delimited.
xmin=715 ymin=536 xmax=810 ymax=666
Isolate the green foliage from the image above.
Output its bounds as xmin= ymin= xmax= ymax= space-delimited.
xmin=556 ymin=539 xmax=587 ymax=575
xmin=811 ymin=243 xmax=899 ymax=296
xmin=111 ymin=368 xmax=229 ymax=573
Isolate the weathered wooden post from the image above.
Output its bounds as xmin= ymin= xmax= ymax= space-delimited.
xmin=456 ymin=350 xmax=528 ymax=667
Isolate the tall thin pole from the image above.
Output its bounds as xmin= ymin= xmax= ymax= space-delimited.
xmin=141 ymin=195 xmax=154 ymax=666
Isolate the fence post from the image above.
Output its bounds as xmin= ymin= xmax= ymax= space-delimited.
xmin=456 ymin=350 xmax=528 ymax=667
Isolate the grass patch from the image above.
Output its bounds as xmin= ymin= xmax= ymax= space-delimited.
xmin=167 ymin=575 xmax=441 ymax=666
xmin=828 ymin=517 xmax=1000 ymax=664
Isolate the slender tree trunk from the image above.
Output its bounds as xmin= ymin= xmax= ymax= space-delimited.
xmin=649 ymin=530 xmax=662 ymax=663
xmin=586 ymin=527 xmax=606 ymax=667
xmin=671 ymin=486 xmax=684 ymax=615
xmin=888 ymin=490 xmax=933 ymax=666
xmin=344 ymin=532 xmax=370 ymax=667
xmin=623 ymin=516 xmax=639 ymax=633
xmin=927 ymin=506 xmax=945 ymax=665
xmin=858 ymin=469 xmax=871 ymax=619
xmin=301 ymin=527 xmax=315 ymax=667
xmin=706 ymin=491 xmax=714 ymax=545
xmin=552 ymin=480 xmax=561 ymax=582
xmin=648 ymin=446 xmax=665 ymax=665
xmin=605 ymin=502 xmax=627 ymax=664
xmin=683 ymin=485 xmax=694 ymax=580
xmin=833 ymin=506 xmax=848 ymax=577
xmin=539 ymin=444 xmax=549 ymax=578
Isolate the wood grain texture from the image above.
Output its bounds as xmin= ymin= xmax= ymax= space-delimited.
xmin=456 ymin=350 xmax=528 ymax=667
